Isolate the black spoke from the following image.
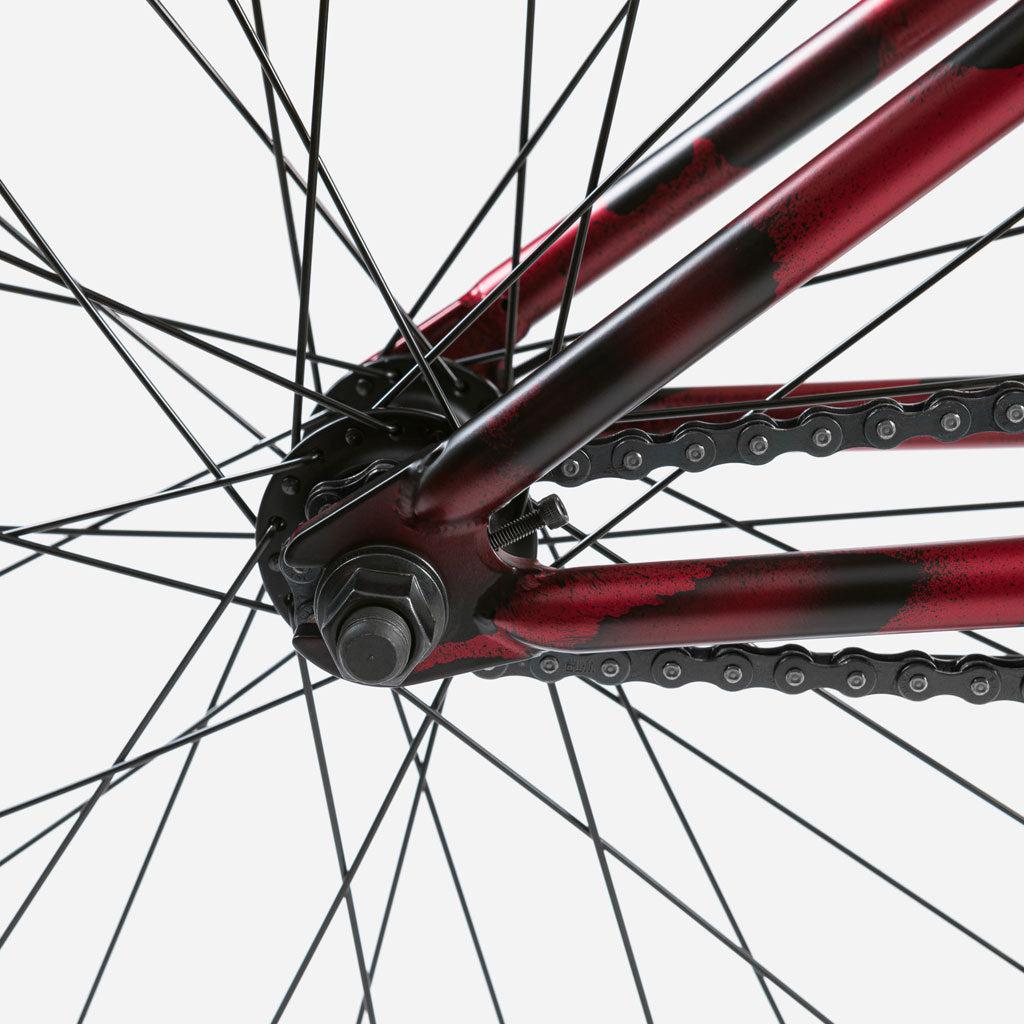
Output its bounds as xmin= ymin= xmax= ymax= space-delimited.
xmin=251 ymin=0 xmax=323 ymax=394
xmin=0 ymin=236 xmax=384 ymax=430
xmin=0 ymin=527 xmax=255 ymax=540
xmin=0 ymin=651 xmax=296 ymax=871
xmin=144 ymin=0 xmax=367 ymax=274
xmin=588 ymin=683 xmax=1024 ymax=975
xmin=502 ymin=0 xmax=536 ymax=393
xmin=372 ymin=0 xmax=800 ymax=410
xmin=547 ymin=0 xmax=639 ymax=361
xmin=288 ymin=0 xmax=332 ymax=447
xmin=0 ymin=531 xmax=275 ymax=612
xmin=271 ymin=681 xmax=451 ymax=1024
xmin=548 ymin=684 xmax=653 ymax=1023
xmin=77 ymin=588 xmax=265 ymax=1021
xmin=616 ymin=686 xmax=785 ymax=1023
xmin=0 ymin=529 xmax=274 ymax=949
xmin=0 ymin=185 xmax=256 ymax=525
xmin=379 ymin=6 xmax=629 ymax=356
xmin=0 ymin=273 xmax=386 ymax=377
xmin=804 ymin=225 xmax=1024 ymax=287
xmin=555 ymin=469 xmax=684 ymax=566
xmin=223 ymin=0 xmax=462 ymax=429
xmin=298 ymin=661 xmax=378 ymax=1023
xmin=399 ymin=688 xmax=834 ymax=1024
xmin=3 ymin=455 xmax=311 ymax=538
xmin=762 ymin=200 xmax=1024 ymax=408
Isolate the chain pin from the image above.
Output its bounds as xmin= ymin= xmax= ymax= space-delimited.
xmin=600 ymin=658 xmax=621 ymax=679
xmin=940 ymin=412 xmax=962 ymax=433
xmin=538 ymin=655 xmax=560 ymax=676
xmin=908 ymin=673 xmax=929 ymax=694
xmin=970 ymin=677 xmax=991 ymax=698
xmin=876 ymin=419 xmax=897 ymax=441
xmin=784 ymin=668 xmax=805 ymax=687
xmin=1008 ymin=404 xmax=1024 ymax=425
xmin=748 ymin=435 xmax=769 ymax=457
xmin=622 ymin=450 xmax=644 ymax=471
xmin=846 ymin=671 xmax=867 ymax=690
xmin=686 ymin=443 xmax=707 ymax=464
xmin=662 ymin=661 xmax=682 ymax=682
xmin=561 ymin=458 xmax=581 ymax=479
xmin=723 ymin=664 xmax=744 ymax=685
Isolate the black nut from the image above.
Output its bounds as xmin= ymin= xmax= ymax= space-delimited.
xmin=313 ymin=546 xmax=448 ymax=686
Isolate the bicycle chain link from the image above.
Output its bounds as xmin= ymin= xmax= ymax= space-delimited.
xmin=506 ymin=380 xmax=1024 ymax=702
xmin=546 ymin=380 xmax=1024 ymax=484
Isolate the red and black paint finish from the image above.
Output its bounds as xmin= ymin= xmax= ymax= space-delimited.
xmin=614 ymin=380 xmax=1024 ymax=447
xmin=403 ymin=0 xmax=997 ymax=364
xmin=413 ymin=3 xmax=1024 ymax=526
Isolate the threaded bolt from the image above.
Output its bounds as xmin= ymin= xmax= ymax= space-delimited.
xmin=489 ymin=495 xmax=569 ymax=550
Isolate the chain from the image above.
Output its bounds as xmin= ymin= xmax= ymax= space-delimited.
xmin=547 ymin=381 xmax=1024 ymax=485
xmin=478 ymin=643 xmax=1024 ymax=703
xmin=511 ymin=380 xmax=1024 ymax=701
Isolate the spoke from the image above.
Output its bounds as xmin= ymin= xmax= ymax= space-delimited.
xmin=77 ymin=588 xmax=265 ymax=1021
xmin=399 ymin=688 xmax=834 ymax=1023
xmin=379 ymin=694 xmax=505 ymax=1024
xmin=354 ymin=706 xmax=444 ymax=1024
xmin=547 ymin=0 xmax=639 ymax=361
xmin=548 ymin=684 xmax=653 ymax=1022
xmin=288 ymin=0 xmax=332 ymax=448
xmin=251 ymin=0 xmax=323 ymax=395
xmin=616 ymin=686 xmax=785 ymax=1022
xmin=587 ymin=683 xmax=1024 ymax=975
xmin=0 ymin=274 xmax=386 ymax=377
xmin=0 ymin=528 xmax=273 ymax=949
xmin=804 ymin=225 xmax=1024 ymax=287
xmin=3 ymin=455 xmax=311 ymax=538
xmin=372 ymin=0 xmax=800 ymax=410
xmin=0 ymin=184 xmax=256 ymax=525
xmin=618 ymin=372 xmax=1024 ymax=422
xmin=554 ymin=469 xmax=684 ymax=566
xmin=0 ymin=527 xmax=255 ymax=540
xmin=223 ymin=0 xmax=462 ymax=428
xmin=379 ymin=5 xmax=630 ymax=356
xmin=0 ymin=531 xmax=275 ymax=611
xmin=0 ymin=652 xmax=296 ymax=871
xmin=298 ymin=662 xmax=377 ymax=1023
xmin=542 ymin=497 xmax=1024 ymax=546
xmin=501 ymin=0 xmax=536 ymax=393
xmin=271 ymin=681 xmax=451 ymax=1024
xmin=0 ymin=239 xmax=384 ymax=431
xmin=144 ymin=0 xmax=367 ymax=274
xmin=762 ymin=200 xmax=1024 ymax=408
xmin=0 ymin=425 xmax=293 ymax=583
xmin=456 ymin=336 xmax=582 ymax=368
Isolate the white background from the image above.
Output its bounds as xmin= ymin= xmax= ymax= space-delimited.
xmin=2 ymin=1 xmax=1024 ymax=1020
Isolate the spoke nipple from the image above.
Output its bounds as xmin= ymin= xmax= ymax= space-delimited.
xmin=908 ymin=673 xmax=929 ymax=694
xmin=748 ymin=435 xmax=769 ymax=457
xmin=812 ymin=428 xmax=833 ymax=448
xmin=876 ymin=419 xmax=897 ymax=441
xmin=1008 ymin=404 xmax=1024 ymax=425
xmin=662 ymin=660 xmax=682 ymax=682
xmin=970 ymin=677 xmax=991 ymax=698
xmin=281 ymin=475 xmax=301 ymax=496
xmin=561 ymin=458 xmax=581 ymax=479
xmin=784 ymin=667 xmax=805 ymax=688
xmin=622 ymin=450 xmax=644 ymax=471
xmin=600 ymin=658 xmax=621 ymax=679
xmin=940 ymin=412 xmax=962 ymax=433
xmin=539 ymin=654 xmax=560 ymax=676
xmin=345 ymin=428 xmax=364 ymax=446
xmin=846 ymin=671 xmax=867 ymax=691
xmin=723 ymin=664 xmax=744 ymax=685
xmin=686 ymin=443 xmax=707 ymax=464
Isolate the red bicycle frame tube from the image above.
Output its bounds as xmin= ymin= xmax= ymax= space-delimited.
xmin=414 ymin=3 xmax=1024 ymax=525
xmin=412 ymin=0 xmax=996 ymax=361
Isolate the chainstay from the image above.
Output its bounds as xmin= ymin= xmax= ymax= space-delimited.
xmin=547 ymin=379 xmax=1024 ymax=484
xmin=478 ymin=643 xmax=1024 ymax=704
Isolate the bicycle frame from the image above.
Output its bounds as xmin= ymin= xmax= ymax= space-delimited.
xmin=288 ymin=1 xmax=1024 ymax=683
